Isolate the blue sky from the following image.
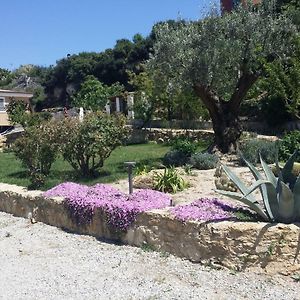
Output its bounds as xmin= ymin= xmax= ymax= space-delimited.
xmin=1 ymin=0 xmax=218 ymax=70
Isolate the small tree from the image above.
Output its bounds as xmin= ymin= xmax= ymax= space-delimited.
xmin=59 ymin=112 xmax=128 ymax=177
xmin=149 ymin=0 xmax=297 ymax=152
xmin=6 ymin=98 xmax=28 ymax=126
xmin=7 ymin=98 xmax=51 ymax=128
xmin=72 ymin=75 xmax=124 ymax=111
xmin=12 ymin=120 xmax=60 ymax=187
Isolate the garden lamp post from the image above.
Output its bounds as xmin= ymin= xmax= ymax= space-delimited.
xmin=124 ymin=161 xmax=136 ymax=194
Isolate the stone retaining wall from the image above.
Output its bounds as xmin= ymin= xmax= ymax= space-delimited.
xmin=127 ymin=128 xmax=214 ymax=144
xmin=0 ymin=183 xmax=299 ymax=274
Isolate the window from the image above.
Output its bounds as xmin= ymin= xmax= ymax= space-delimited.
xmin=0 ymin=98 xmax=5 ymax=112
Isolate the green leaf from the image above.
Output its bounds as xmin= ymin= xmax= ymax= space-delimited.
xmin=221 ymin=165 xmax=256 ymax=202
xmin=242 ymin=179 xmax=272 ymax=199
xmin=282 ymin=150 xmax=298 ymax=185
xmin=264 ymin=182 xmax=280 ymax=222
xmin=277 ymin=178 xmax=295 ymax=223
xmin=215 ymin=189 xmax=269 ymax=221
xmin=293 ymin=175 xmax=300 ymax=220
xmin=260 ymin=155 xmax=277 ymax=187
xmin=242 ymin=155 xmax=275 ymax=220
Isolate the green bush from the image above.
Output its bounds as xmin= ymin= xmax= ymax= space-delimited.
xmin=154 ymin=167 xmax=188 ymax=193
xmin=238 ymin=139 xmax=277 ymax=165
xmin=163 ymin=137 xmax=198 ymax=167
xmin=171 ymin=138 xmax=197 ymax=156
xmin=59 ymin=112 xmax=129 ymax=177
xmin=6 ymin=98 xmax=28 ymax=126
xmin=260 ymin=96 xmax=291 ymax=127
xmin=12 ymin=120 xmax=60 ymax=188
xmin=163 ymin=150 xmax=189 ymax=167
xmin=6 ymin=98 xmax=52 ymax=128
xmin=190 ymin=152 xmax=218 ymax=170
xmin=279 ymin=131 xmax=300 ymax=162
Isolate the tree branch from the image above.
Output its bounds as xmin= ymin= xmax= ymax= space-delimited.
xmin=229 ymin=72 xmax=260 ymax=113
xmin=194 ymin=83 xmax=221 ymax=121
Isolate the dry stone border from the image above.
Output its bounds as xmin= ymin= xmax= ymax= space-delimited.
xmin=0 ymin=182 xmax=299 ymax=274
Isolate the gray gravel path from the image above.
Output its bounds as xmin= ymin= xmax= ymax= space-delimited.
xmin=0 ymin=212 xmax=298 ymax=300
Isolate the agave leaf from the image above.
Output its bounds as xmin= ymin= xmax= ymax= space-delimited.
xmin=282 ymin=150 xmax=298 ymax=187
xmin=260 ymin=155 xmax=277 ymax=187
xmin=276 ymin=178 xmax=295 ymax=223
xmin=241 ymin=156 xmax=275 ymax=220
xmin=242 ymin=180 xmax=280 ymax=221
xmin=215 ymin=189 xmax=269 ymax=221
xmin=276 ymin=155 xmax=284 ymax=182
xmin=243 ymin=179 xmax=272 ymax=198
xmin=221 ymin=165 xmax=256 ymax=202
xmin=264 ymin=182 xmax=280 ymax=221
xmin=241 ymin=153 xmax=263 ymax=181
xmin=293 ymin=175 xmax=300 ymax=220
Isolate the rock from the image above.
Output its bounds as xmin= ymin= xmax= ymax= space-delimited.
xmin=157 ymin=138 xmax=164 ymax=144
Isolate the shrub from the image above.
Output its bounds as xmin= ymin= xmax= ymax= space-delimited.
xmin=238 ymin=138 xmax=277 ymax=165
xmin=163 ymin=150 xmax=189 ymax=167
xmin=12 ymin=120 xmax=60 ymax=187
xmin=190 ymin=152 xmax=218 ymax=170
xmin=171 ymin=137 xmax=197 ymax=156
xmin=279 ymin=131 xmax=300 ymax=162
xmin=6 ymin=98 xmax=51 ymax=127
xmin=260 ymin=96 xmax=291 ymax=127
xmin=153 ymin=167 xmax=188 ymax=193
xmin=43 ymin=182 xmax=171 ymax=231
xmin=59 ymin=112 xmax=129 ymax=177
xmin=163 ymin=137 xmax=198 ymax=167
xmin=6 ymin=98 xmax=28 ymax=126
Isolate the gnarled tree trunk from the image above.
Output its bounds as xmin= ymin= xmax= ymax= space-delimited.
xmin=194 ymin=73 xmax=258 ymax=153
xmin=211 ymin=103 xmax=242 ymax=153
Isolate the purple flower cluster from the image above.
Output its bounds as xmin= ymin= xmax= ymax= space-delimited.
xmin=171 ymin=198 xmax=236 ymax=222
xmin=43 ymin=182 xmax=171 ymax=231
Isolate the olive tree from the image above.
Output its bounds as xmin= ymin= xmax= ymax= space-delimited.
xmin=148 ymin=0 xmax=297 ymax=152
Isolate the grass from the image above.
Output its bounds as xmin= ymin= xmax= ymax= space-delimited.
xmin=0 ymin=143 xmax=170 ymax=190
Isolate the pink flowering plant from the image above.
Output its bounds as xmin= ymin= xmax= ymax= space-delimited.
xmin=43 ymin=182 xmax=171 ymax=231
xmin=171 ymin=198 xmax=255 ymax=222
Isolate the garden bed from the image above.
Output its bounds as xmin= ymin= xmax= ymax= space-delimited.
xmin=0 ymin=182 xmax=299 ymax=274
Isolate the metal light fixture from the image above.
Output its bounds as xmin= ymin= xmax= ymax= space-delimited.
xmin=124 ymin=161 xmax=136 ymax=194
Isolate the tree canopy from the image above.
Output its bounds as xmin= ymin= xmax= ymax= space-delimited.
xmin=72 ymin=75 xmax=124 ymax=111
xmin=148 ymin=0 xmax=297 ymax=152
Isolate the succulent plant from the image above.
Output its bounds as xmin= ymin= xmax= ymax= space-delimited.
xmin=216 ymin=151 xmax=300 ymax=223
xmin=214 ymin=165 xmax=238 ymax=193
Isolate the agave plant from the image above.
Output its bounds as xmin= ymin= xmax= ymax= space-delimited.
xmin=216 ymin=151 xmax=300 ymax=223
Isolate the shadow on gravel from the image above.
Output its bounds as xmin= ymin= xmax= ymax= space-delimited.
xmin=61 ymin=227 xmax=124 ymax=246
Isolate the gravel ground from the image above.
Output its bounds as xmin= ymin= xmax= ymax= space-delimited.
xmin=0 ymin=212 xmax=299 ymax=300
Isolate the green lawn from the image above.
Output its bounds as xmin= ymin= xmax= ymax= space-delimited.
xmin=0 ymin=143 xmax=171 ymax=190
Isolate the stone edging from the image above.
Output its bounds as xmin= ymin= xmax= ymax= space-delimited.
xmin=0 ymin=183 xmax=299 ymax=274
